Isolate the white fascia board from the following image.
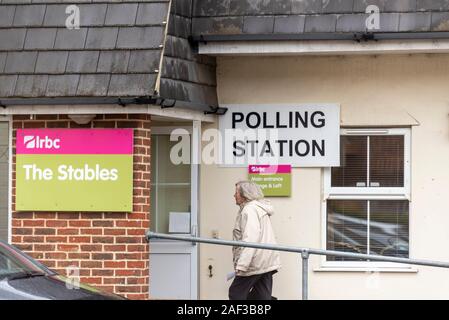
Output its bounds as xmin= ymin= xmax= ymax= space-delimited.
xmin=199 ymin=39 xmax=449 ymax=56
xmin=0 ymin=104 xmax=217 ymax=123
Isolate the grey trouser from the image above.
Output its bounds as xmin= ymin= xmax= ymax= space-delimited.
xmin=228 ymin=270 xmax=276 ymax=300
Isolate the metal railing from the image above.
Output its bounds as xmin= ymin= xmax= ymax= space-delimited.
xmin=146 ymin=231 xmax=449 ymax=300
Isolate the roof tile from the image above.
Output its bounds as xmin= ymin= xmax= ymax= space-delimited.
xmin=13 ymin=4 xmax=46 ymax=26
xmin=77 ymin=74 xmax=110 ymax=96
xmin=116 ymin=27 xmax=164 ymax=49
xmin=24 ymin=28 xmax=57 ymax=50
xmin=431 ymin=11 xmax=449 ymax=30
xmin=0 ymin=53 xmax=6 ymax=73
xmin=108 ymin=74 xmax=156 ymax=96
xmin=105 ymin=3 xmax=138 ymax=26
xmin=80 ymin=4 xmax=108 ymax=26
xmin=85 ymin=27 xmax=118 ymax=49
xmin=399 ymin=12 xmax=431 ymax=31
xmin=0 ymin=29 xmax=26 ymax=50
xmin=194 ymin=0 xmax=230 ymax=16
xmin=243 ymin=16 xmax=275 ymax=34
xmin=66 ymin=51 xmax=100 ymax=73
xmin=0 ymin=75 xmax=18 ymax=97
xmin=97 ymin=50 xmax=130 ymax=73
xmin=0 ymin=5 xmax=15 ymax=27
xmin=229 ymin=0 xmax=271 ymax=15
xmin=54 ymin=28 xmax=88 ymax=49
xmin=136 ymin=3 xmax=170 ymax=25
xmin=192 ymin=16 xmax=243 ymax=35
xmin=4 ymin=51 xmax=38 ymax=73
xmin=322 ymin=0 xmax=354 ymax=14
xmin=42 ymin=4 xmax=67 ymax=27
xmin=46 ymin=74 xmax=80 ymax=96
xmin=35 ymin=51 xmax=68 ymax=73
xmin=128 ymin=50 xmax=161 ymax=72
xmin=385 ymin=0 xmax=417 ymax=12
xmin=304 ymin=14 xmax=337 ymax=32
xmin=418 ymin=0 xmax=449 ymax=11
xmin=274 ymin=15 xmax=306 ymax=33
xmin=291 ymin=0 xmax=322 ymax=14
xmin=14 ymin=75 xmax=49 ymax=97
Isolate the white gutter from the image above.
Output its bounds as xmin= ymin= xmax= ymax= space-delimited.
xmin=199 ymin=39 xmax=449 ymax=56
xmin=0 ymin=104 xmax=217 ymax=123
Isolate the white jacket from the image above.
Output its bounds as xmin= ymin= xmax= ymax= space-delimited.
xmin=232 ymin=199 xmax=281 ymax=276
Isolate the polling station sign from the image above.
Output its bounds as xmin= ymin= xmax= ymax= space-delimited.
xmin=248 ymin=165 xmax=291 ymax=197
xmin=218 ymin=104 xmax=340 ymax=167
xmin=16 ymin=129 xmax=133 ymax=212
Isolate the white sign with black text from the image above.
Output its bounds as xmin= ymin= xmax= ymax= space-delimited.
xmin=218 ymin=104 xmax=340 ymax=167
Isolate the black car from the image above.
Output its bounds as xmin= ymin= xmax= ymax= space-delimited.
xmin=0 ymin=240 xmax=124 ymax=300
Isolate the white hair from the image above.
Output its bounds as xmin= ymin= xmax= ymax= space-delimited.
xmin=235 ymin=181 xmax=264 ymax=201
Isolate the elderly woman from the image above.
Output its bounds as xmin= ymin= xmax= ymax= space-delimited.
xmin=229 ymin=181 xmax=281 ymax=300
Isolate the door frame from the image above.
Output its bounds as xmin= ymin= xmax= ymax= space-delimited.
xmin=0 ymin=115 xmax=12 ymax=244
xmin=150 ymin=121 xmax=201 ymax=299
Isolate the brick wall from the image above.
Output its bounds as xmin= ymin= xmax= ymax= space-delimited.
xmin=11 ymin=114 xmax=151 ymax=300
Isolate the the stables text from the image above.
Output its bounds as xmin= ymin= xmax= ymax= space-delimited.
xmin=15 ymin=129 xmax=133 ymax=212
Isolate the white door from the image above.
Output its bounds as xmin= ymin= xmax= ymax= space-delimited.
xmin=149 ymin=122 xmax=199 ymax=299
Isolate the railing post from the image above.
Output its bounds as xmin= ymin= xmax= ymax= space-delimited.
xmin=301 ymin=250 xmax=309 ymax=300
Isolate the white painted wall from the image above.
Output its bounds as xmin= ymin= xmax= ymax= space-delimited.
xmin=199 ymin=54 xmax=449 ymax=299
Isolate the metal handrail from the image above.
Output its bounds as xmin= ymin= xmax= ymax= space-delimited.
xmin=146 ymin=231 xmax=449 ymax=300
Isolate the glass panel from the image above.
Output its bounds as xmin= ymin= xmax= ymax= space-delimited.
xmin=369 ymin=200 xmax=409 ymax=258
xmin=150 ymin=137 xmax=157 ymax=232
xmin=150 ymin=134 xmax=192 ymax=233
xmin=369 ymin=136 xmax=404 ymax=187
xmin=327 ymin=200 xmax=368 ymax=261
xmin=157 ymin=135 xmax=191 ymax=184
xmin=331 ymin=136 xmax=367 ymax=187
xmin=150 ymin=185 xmax=157 ymax=232
xmin=151 ymin=137 xmax=157 ymax=179
xmin=156 ymin=185 xmax=190 ymax=234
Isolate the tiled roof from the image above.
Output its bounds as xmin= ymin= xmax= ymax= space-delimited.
xmin=0 ymin=0 xmax=169 ymax=98
xmin=0 ymin=0 xmax=219 ymax=110
xmin=191 ymin=0 xmax=449 ymax=37
xmin=161 ymin=0 xmax=218 ymax=109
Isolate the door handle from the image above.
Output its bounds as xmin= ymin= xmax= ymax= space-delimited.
xmin=191 ymin=225 xmax=198 ymax=246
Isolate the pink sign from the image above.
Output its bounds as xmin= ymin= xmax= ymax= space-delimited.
xmin=248 ymin=164 xmax=291 ymax=174
xmin=16 ymin=129 xmax=133 ymax=155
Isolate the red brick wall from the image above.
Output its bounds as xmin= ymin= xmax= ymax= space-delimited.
xmin=11 ymin=114 xmax=151 ymax=300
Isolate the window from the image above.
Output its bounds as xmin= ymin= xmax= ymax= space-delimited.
xmin=323 ymin=129 xmax=410 ymax=267
xmin=150 ymin=134 xmax=191 ymax=234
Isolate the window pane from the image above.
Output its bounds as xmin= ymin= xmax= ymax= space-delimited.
xmin=369 ymin=136 xmax=404 ymax=187
xmin=327 ymin=200 xmax=367 ymax=261
xmin=157 ymin=135 xmax=191 ymax=184
xmin=150 ymin=185 xmax=156 ymax=232
xmin=150 ymin=137 xmax=157 ymax=232
xmin=156 ymin=185 xmax=190 ymax=233
xmin=331 ymin=136 xmax=367 ymax=187
xmin=369 ymin=200 xmax=409 ymax=258
xmin=150 ymin=135 xmax=192 ymax=233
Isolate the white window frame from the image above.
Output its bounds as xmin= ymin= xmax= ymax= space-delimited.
xmin=150 ymin=126 xmax=193 ymax=235
xmin=321 ymin=128 xmax=411 ymax=269
xmin=0 ymin=116 xmax=12 ymax=244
